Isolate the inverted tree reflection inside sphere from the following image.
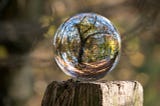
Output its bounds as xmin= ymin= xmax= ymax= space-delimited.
xmin=53 ymin=13 xmax=121 ymax=80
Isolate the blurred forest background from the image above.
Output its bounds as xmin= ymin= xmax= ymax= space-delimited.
xmin=0 ymin=0 xmax=159 ymax=106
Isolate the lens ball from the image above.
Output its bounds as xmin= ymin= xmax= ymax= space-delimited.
xmin=53 ymin=13 xmax=121 ymax=80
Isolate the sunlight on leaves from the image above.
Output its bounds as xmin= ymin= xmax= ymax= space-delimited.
xmin=0 ymin=45 xmax=8 ymax=59
xmin=129 ymin=52 xmax=145 ymax=67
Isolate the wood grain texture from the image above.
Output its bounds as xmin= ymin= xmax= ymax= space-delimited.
xmin=42 ymin=79 xmax=143 ymax=106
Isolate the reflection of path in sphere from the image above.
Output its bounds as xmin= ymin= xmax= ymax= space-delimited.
xmin=53 ymin=13 xmax=121 ymax=80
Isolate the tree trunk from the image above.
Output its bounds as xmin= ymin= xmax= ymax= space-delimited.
xmin=41 ymin=79 xmax=143 ymax=106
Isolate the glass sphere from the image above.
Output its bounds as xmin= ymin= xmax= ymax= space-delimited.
xmin=53 ymin=13 xmax=121 ymax=80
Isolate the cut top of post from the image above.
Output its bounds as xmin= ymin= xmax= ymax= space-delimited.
xmin=42 ymin=79 xmax=143 ymax=106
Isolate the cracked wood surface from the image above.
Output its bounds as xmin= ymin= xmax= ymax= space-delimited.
xmin=41 ymin=79 xmax=143 ymax=106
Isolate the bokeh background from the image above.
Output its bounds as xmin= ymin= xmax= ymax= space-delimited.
xmin=0 ymin=0 xmax=159 ymax=106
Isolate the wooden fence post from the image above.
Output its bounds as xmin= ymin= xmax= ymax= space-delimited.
xmin=41 ymin=79 xmax=143 ymax=106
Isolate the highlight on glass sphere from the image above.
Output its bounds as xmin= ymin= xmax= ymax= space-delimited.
xmin=53 ymin=13 xmax=121 ymax=80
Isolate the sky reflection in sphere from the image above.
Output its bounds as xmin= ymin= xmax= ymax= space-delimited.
xmin=53 ymin=13 xmax=121 ymax=80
